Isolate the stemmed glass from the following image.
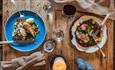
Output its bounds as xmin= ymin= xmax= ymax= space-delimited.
xmin=62 ymin=4 xmax=76 ymax=19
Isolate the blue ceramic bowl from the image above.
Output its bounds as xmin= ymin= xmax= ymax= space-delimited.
xmin=4 ymin=10 xmax=46 ymax=52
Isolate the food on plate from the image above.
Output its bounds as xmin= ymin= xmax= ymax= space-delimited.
xmin=75 ymin=19 xmax=102 ymax=47
xmin=12 ymin=18 xmax=39 ymax=41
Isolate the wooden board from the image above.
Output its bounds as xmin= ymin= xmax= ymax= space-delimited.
xmin=2 ymin=0 xmax=114 ymax=70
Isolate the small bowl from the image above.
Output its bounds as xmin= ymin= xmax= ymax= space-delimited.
xmin=43 ymin=39 xmax=56 ymax=53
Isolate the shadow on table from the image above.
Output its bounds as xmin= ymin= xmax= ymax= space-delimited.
xmin=0 ymin=0 xmax=2 ymax=61
xmin=0 ymin=15 xmax=2 ymax=61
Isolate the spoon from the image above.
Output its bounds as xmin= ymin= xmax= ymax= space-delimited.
xmin=11 ymin=0 xmax=24 ymax=18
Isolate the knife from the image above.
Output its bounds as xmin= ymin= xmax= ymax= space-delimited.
xmin=91 ymin=13 xmax=110 ymax=58
xmin=93 ymin=13 xmax=110 ymax=36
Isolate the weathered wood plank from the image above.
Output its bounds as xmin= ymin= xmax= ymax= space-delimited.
xmin=2 ymin=0 xmax=114 ymax=70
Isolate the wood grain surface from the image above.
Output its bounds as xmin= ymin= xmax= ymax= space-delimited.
xmin=2 ymin=0 xmax=114 ymax=70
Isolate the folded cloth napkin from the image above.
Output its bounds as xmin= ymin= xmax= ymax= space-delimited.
xmin=75 ymin=0 xmax=115 ymax=20
xmin=75 ymin=0 xmax=110 ymax=15
xmin=0 ymin=51 xmax=46 ymax=70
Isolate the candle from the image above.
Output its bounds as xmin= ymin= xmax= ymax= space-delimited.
xmin=53 ymin=57 xmax=66 ymax=70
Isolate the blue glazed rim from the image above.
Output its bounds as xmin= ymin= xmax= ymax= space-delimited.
xmin=4 ymin=10 xmax=46 ymax=52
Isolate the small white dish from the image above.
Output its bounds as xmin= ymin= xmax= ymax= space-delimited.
xmin=43 ymin=40 xmax=56 ymax=53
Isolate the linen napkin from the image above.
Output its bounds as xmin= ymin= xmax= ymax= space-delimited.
xmin=0 ymin=51 xmax=46 ymax=70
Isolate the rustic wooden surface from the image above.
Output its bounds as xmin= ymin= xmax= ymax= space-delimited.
xmin=2 ymin=0 xmax=114 ymax=70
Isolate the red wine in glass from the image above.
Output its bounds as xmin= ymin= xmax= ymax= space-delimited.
xmin=63 ymin=5 xmax=76 ymax=18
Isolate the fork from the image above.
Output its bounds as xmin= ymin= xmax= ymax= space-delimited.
xmin=11 ymin=0 xmax=24 ymax=18
xmin=91 ymin=14 xmax=110 ymax=59
xmin=92 ymin=33 xmax=106 ymax=58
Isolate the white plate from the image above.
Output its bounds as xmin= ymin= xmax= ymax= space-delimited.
xmin=71 ymin=15 xmax=107 ymax=53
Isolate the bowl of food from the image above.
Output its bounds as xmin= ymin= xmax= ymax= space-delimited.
xmin=4 ymin=10 xmax=46 ymax=52
xmin=70 ymin=15 xmax=107 ymax=53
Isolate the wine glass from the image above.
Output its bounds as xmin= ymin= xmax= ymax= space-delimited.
xmin=62 ymin=4 xmax=76 ymax=19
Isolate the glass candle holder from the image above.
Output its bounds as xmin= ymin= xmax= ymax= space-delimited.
xmin=53 ymin=57 xmax=66 ymax=70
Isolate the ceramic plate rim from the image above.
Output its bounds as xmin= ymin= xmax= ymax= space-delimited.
xmin=4 ymin=10 xmax=46 ymax=52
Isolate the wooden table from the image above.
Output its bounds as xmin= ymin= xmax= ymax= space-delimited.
xmin=2 ymin=0 xmax=114 ymax=70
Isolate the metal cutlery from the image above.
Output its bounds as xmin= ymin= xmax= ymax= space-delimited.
xmin=92 ymin=33 xmax=106 ymax=58
xmin=0 ymin=40 xmax=34 ymax=45
xmin=94 ymin=13 xmax=110 ymax=35
xmin=91 ymin=13 xmax=110 ymax=58
xmin=11 ymin=0 xmax=24 ymax=18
